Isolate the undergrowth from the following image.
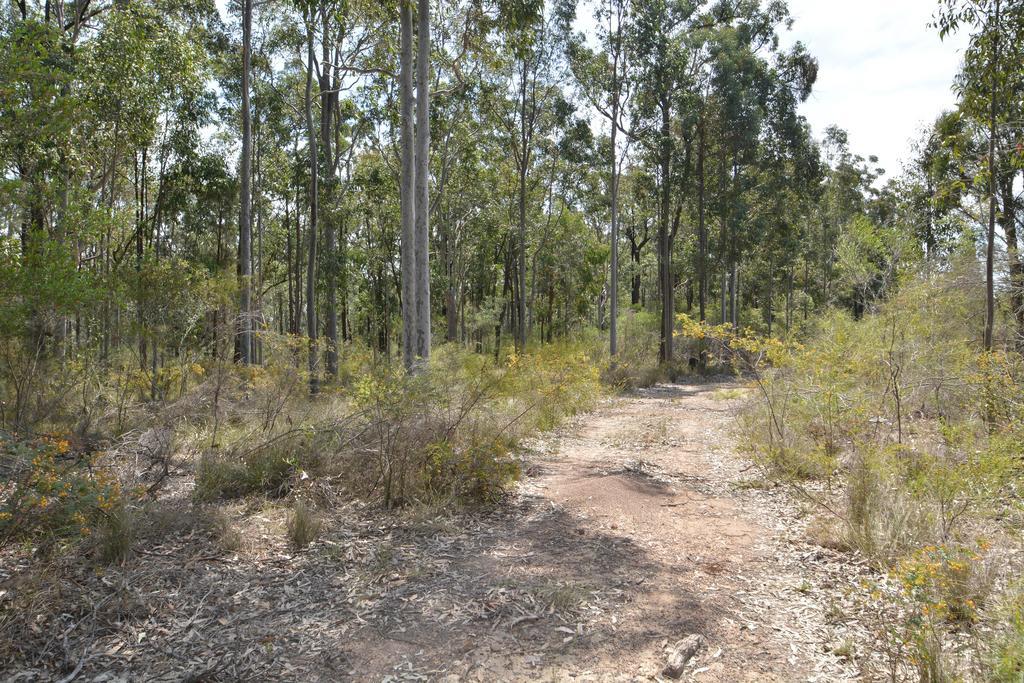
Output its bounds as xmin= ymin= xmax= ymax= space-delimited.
xmin=685 ymin=259 xmax=1024 ymax=681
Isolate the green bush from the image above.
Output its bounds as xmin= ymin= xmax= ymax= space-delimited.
xmin=989 ymin=584 xmax=1024 ymax=682
xmin=194 ymin=441 xmax=301 ymax=502
xmin=601 ymin=310 xmax=664 ymax=390
xmin=0 ymin=432 xmax=126 ymax=545
xmin=93 ymin=503 xmax=135 ymax=564
xmin=348 ymin=343 xmax=601 ymax=508
xmin=732 ymin=264 xmax=1024 ymax=681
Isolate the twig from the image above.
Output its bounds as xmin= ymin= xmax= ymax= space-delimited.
xmin=509 ymin=613 xmax=541 ymax=629
xmin=56 ymin=651 xmax=88 ymax=683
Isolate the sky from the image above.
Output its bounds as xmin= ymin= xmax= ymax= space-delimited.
xmin=780 ymin=0 xmax=970 ymax=176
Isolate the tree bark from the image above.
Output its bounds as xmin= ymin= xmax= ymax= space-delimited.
xmin=237 ymin=0 xmax=253 ymax=365
xmin=1000 ymin=173 xmax=1023 ymax=348
xmin=414 ymin=0 xmax=431 ymax=364
xmin=658 ymin=94 xmax=673 ymax=363
xmin=320 ymin=17 xmax=339 ymax=378
xmin=984 ymin=0 xmax=1000 ymax=351
xmin=304 ymin=20 xmax=320 ymax=394
xmin=608 ymin=15 xmax=620 ymax=357
xmin=399 ymin=0 xmax=417 ymax=371
xmin=516 ymin=65 xmax=529 ymax=352
xmin=697 ymin=115 xmax=706 ymax=324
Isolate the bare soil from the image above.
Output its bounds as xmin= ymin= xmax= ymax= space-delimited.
xmin=2 ymin=381 xmax=870 ymax=682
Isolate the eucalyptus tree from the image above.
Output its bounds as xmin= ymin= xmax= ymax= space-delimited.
xmin=397 ymin=0 xmax=431 ymax=371
xmin=629 ymin=0 xmax=701 ymax=363
xmin=559 ymin=0 xmax=634 ymax=355
xmin=937 ymin=0 xmax=1024 ymax=349
xmin=487 ymin=0 xmax=561 ymax=352
xmin=301 ymin=1 xmax=321 ymax=392
xmin=238 ymin=0 xmax=254 ymax=364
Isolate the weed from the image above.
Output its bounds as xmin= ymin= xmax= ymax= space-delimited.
xmin=711 ymin=388 xmax=747 ymax=401
xmin=93 ymin=504 xmax=134 ymax=564
xmin=286 ymin=500 xmax=321 ymax=549
xmin=194 ymin=442 xmax=299 ymax=502
xmin=833 ymin=639 xmax=856 ymax=661
xmin=207 ymin=509 xmax=242 ymax=552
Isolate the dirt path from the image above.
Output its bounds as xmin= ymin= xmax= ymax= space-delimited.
xmin=343 ymin=381 xmax=864 ymax=682
xmin=5 ymin=382 xmax=868 ymax=682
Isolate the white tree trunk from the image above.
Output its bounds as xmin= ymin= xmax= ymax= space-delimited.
xmin=399 ymin=0 xmax=417 ymax=371
xmin=238 ymin=0 xmax=253 ymax=364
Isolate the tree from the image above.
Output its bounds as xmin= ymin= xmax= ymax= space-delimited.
xmin=303 ymin=7 xmax=320 ymax=393
xmin=414 ymin=0 xmax=432 ymax=364
xmin=399 ymin=0 xmax=418 ymax=370
xmin=937 ymin=0 xmax=1020 ymax=350
xmin=238 ymin=0 xmax=254 ymax=365
xmin=561 ymin=0 xmax=634 ymax=356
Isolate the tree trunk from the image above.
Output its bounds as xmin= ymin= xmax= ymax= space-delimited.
xmin=399 ymin=0 xmax=417 ymax=371
xmin=237 ymin=0 xmax=253 ymax=365
xmin=414 ymin=0 xmax=431 ymax=365
xmin=697 ymin=115 xmax=706 ymax=324
xmin=320 ymin=23 xmax=339 ymax=378
xmin=609 ymin=34 xmax=620 ymax=357
xmin=1000 ymin=173 xmax=1023 ymax=348
xmin=984 ymin=0 xmax=1000 ymax=351
xmin=731 ymin=263 xmax=738 ymax=327
xmin=516 ymin=82 xmax=528 ymax=352
xmin=720 ymin=272 xmax=727 ymax=325
xmin=304 ymin=21 xmax=319 ymax=394
xmin=658 ymin=97 xmax=673 ymax=363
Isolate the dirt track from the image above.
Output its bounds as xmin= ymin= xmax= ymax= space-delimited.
xmin=346 ymin=381 xmax=863 ymax=681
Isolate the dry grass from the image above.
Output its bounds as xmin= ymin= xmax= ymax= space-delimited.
xmin=286 ymin=500 xmax=321 ymax=549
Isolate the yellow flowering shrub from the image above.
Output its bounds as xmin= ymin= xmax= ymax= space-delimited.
xmin=0 ymin=431 xmax=126 ymax=543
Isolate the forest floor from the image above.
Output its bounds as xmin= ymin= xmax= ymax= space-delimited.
xmin=4 ymin=381 xmax=878 ymax=682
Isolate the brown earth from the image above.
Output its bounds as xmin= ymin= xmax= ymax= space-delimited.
xmin=2 ymin=381 xmax=869 ymax=682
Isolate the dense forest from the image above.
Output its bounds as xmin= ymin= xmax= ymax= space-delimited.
xmin=2 ymin=0 xmax=1024 ymax=680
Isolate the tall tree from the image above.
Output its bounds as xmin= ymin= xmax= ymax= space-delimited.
xmin=399 ymin=0 xmax=418 ymax=370
xmin=238 ymin=0 xmax=254 ymax=365
xmin=414 ymin=0 xmax=432 ymax=363
xmin=562 ymin=0 xmax=633 ymax=356
xmin=938 ymin=0 xmax=1007 ymax=350
xmin=303 ymin=12 xmax=320 ymax=394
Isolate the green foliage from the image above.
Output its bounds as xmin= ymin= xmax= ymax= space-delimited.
xmin=194 ymin=442 xmax=302 ymax=502
xmin=736 ymin=263 xmax=1024 ymax=680
xmin=0 ymin=432 xmax=127 ymax=546
xmin=601 ymin=310 xmax=665 ymax=389
xmin=989 ymin=584 xmax=1024 ymax=681
xmin=348 ymin=343 xmax=600 ymax=508
xmin=93 ymin=503 xmax=136 ymax=565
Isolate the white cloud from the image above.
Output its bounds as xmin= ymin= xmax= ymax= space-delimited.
xmin=782 ymin=0 xmax=970 ymax=174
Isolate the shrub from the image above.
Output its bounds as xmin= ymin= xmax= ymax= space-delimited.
xmin=894 ymin=543 xmax=994 ymax=626
xmin=0 ymin=431 xmax=126 ymax=545
xmin=730 ymin=268 xmax=1018 ymax=562
xmin=601 ymin=310 xmax=663 ymax=390
xmin=989 ymin=585 xmax=1024 ymax=681
xmin=194 ymin=440 xmax=301 ymax=502
xmin=347 ymin=343 xmax=601 ymax=508
xmin=844 ymin=448 xmax=940 ymax=563
xmin=730 ymin=265 xmax=1024 ymax=680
